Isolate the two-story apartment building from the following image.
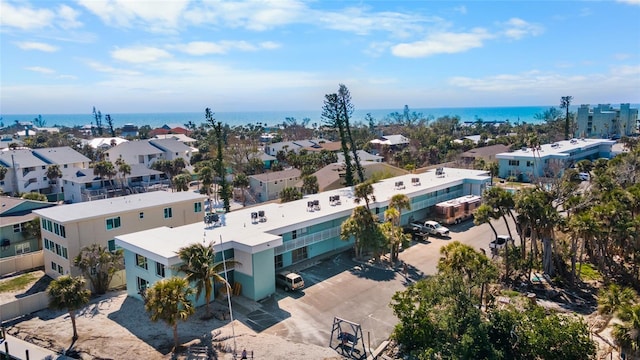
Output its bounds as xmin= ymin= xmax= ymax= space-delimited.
xmin=116 ymin=167 xmax=490 ymax=303
xmin=495 ymin=138 xmax=615 ymax=182
xmin=249 ymin=168 xmax=302 ymax=202
xmin=575 ymin=103 xmax=638 ymax=139
xmin=0 ymin=196 xmax=56 ymax=259
xmin=0 ymin=147 xmax=91 ymax=196
xmin=104 ymin=139 xmax=194 ymax=170
xmin=33 ymin=191 xmax=207 ymax=285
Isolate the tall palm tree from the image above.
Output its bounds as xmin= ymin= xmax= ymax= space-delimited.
xmin=116 ymin=157 xmax=131 ymax=190
xmin=597 ymin=284 xmax=637 ymax=316
xmin=353 ymin=180 xmax=375 ymax=211
xmin=560 ymin=96 xmax=573 ymax=140
xmin=176 ymin=242 xmax=236 ymax=318
xmin=382 ymin=208 xmax=409 ymax=263
xmin=144 ymin=277 xmax=195 ymax=350
xmin=45 ymin=164 xmax=62 ymax=194
xmin=47 ymin=275 xmax=91 ymax=341
xmin=198 ymin=166 xmax=214 ymax=196
xmin=341 ymin=205 xmax=385 ymax=259
xmin=388 ymin=193 xmax=411 ymax=226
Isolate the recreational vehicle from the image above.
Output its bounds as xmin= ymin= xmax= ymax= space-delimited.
xmin=434 ymin=195 xmax=482 ymax=225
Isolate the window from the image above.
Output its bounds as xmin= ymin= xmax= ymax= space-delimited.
xmin=62 ymin=247 xmax=68 ymax=259
xmin=194 ymin=202 xmax=202 ymax=213
xmin=57 ymin=264 xmax=63 ymax=274
xmin=155 ymin=262 xmax=165 ymax=277
xmin=51 ymin=261 xmax=57 ymax=271
xmin=136 ymin=254 xmax=148 ymax=270
xmin=54 ymin=223 xmax=59 ymax=235
xmin=108 ymin=240 xmax=116 ymax=253
xmin=13 ymin=223 xmax=22 ymax=233
xmin=106 ymin=216 xmax=121 ymax=230
xmin=164 ymin=207 xmax=173 ymax=219
xmin=526 ymin=161 xmax=534 ymax=167
xmin=292 ymin=230 xmax=297 ymax=240
xmin=60 ymin=225 xmax=65 ymax=238
xmin=137 ymin=277 xmax=149 ymax=292
xmin=275 ymin=254 xmax=283 ymax=269
xmin=55 ymin=243 xmax=61 ymax=256
xmin=139 ymin=212 xmax=144 ymax=219
xmin=508 ymin=160 xmax=520 ymax=166
xmin=15 ymin=243 xmax=31 ymax=255
xmin=292 ymin=246 xmax=308 ymax=263
xmin=44 ymin=238 xmax=50 ymax=250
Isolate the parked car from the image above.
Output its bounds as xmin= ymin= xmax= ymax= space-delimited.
xmin=276 ymin=271 xmax=305 ymax=291
xmin=409 ymin=220 xmax=450 ymax=237
xmin=579 ymin=172 xmax=590 ymax=181
xmin=489 ymin=235 xmax=512 ymax=250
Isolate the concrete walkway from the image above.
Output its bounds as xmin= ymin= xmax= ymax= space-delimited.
xmin=0 ymin=334 xmax=71 ymax=360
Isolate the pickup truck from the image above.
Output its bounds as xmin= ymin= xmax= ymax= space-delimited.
xmin=409 ymin=220 xmax=450 ymax=237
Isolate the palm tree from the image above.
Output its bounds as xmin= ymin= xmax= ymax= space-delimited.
xmin=341 ymin=205 xmax=385 ymax=259
xmin=382 ymin=208 xmax=409 ymax=263
xmin=93 ymin=160 xmax=116 ymax=188
xmin=388 ymin=193 xmax=411 ymax=226
xmin=0 ymin=165 xmax=7 ymax=183
xmin=144 ymin=276 xmax=195 ymax=350
xmin=45 ymin=164 xmax=62 ymax=194
xmin=74 ymin=244 xmax=124 ymax=295
xmin=612 ymin=304 xmax=640 ymax=358
xmin=597 ymin=284 xmax=636 ymax=316
xmin=353 ymin=180 xmax=375 ymax=211
xmin=116 ymin=157 xmax=131 ymax=190
xmin=173 ymin=173 xmax=190 ymax=192
xmin=280 ymin=187 xmax=302 ymax=203
xmin=198 ymin=166 xmax=214 ymax=196
xmin=233 ymin=173 xmax=250 ymax=205
xmin=47 ymin=275 xmax=91 ymax=341
xmin=176 ymin=242 xmax=236 ymax=318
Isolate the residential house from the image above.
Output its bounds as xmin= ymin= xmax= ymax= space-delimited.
xmin=459 ymin=144 xmax=510 ymax=166
xmin=0 ymin=146 xmax=91 ymax=196
xmin=575 ymin=103 xmax=638 ymax=139
xmin=337 ymin=149 xmax=383 ymax=164
xmin=105 ymin=139 xmax=193 ymax=171
xmin=265 ymin=139 xmax=326 ymax=157
xmin=369 ymin=134 xmax=410 ymax=156
xmin=83 ymin=137 xmax=129 ymax=150
xmin=153 ymin=134 xmax=197 ymax=146
xmin=496 ymin=138 xmax=615 ymax=182
xmin=299 ymin=162 xmax=408 ymax=192
xmin=120 ymin=124 xmax=139 ymax=138
xmin=0 ymin=196 xmax=56 ymax=259
xmin=33 ymin=191 xmax=207 ymax=285
xmin=116 ymin=167 xmax=490 ymax=302
xmin=249 ymin=168 xmax=302 ymax=202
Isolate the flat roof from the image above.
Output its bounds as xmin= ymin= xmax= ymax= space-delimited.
xmin=34 ymin=191 xmax=207 ymax=222
xmin=116 ymin=167 xmax=490 ymax=264
xmin=496 ymin=138 xmax=615 ymax=159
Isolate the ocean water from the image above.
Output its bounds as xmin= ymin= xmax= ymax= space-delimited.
xmin=0 ymin=105 xmax=619 ymax=130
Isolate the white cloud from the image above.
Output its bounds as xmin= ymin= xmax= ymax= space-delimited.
xmin=111 ymin=46 xmax=172 ymax=63
xmin=86 ymin=60 xmax=142 ymax=76
xmin=0 ymin=2 xmax=55 ymax=30
xmin=613 ymin=53 xmax=632 ymax=60
xmin=364 ymin=41 xmax=391 ymax=57
xmin=25 ymin=66 xmax=55 ymax=74
xmin=501 ymin=18 xmax=544 ymax=39
xmin=453 ymin=6 xmax=467 ymax=15
xmin=616 ymin=0 xmax=640 ymax=6
xmin=57 ymin=5 xmax=82 ymax=29
xmin=172 ymin=41 xmax=280 ymax=55
xmin=391 ymin=29 xmax=493 ymax=58
xmin=16 ymin=41 xmax=59 ymax=52
xmin=77 ymin=0 xmax=189 ymax=31
xmin=315 ymin=7 xmax=435 ymax=38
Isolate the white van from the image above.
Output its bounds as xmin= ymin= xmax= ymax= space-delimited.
xmin=276 ymin=271 xmax=305 ymax=291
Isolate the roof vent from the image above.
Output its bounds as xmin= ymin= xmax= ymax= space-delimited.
xmin=330 ymin=195 xmax=341 ymax=206
xmin=411 ymin=177 xmax=420 ymax=186
xmin=394 ymin=181 xmax=405 ymax=190
xmin=436 ymin=168 xmax=445 ymax=177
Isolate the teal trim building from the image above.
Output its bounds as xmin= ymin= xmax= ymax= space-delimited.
xmin=116 ymin=167 xmax=490 ymax=302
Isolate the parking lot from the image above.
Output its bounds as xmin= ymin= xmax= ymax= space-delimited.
xmin=236 ymin=217 xmax=513 ymax=353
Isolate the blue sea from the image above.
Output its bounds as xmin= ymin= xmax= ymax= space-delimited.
xmin=0 ymin=105 xmax=626 ymax=129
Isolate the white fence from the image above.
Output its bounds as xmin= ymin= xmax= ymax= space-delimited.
xmin=0 ymin=251 xmax=44 ymax=277
xmin=0 ymin=292 xmax=50 ymax=322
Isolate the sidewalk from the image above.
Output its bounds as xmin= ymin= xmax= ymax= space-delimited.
xmin=0 ymin=334 xmax=71 ymax=360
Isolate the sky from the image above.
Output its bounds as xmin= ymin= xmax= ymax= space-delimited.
xmin=1 ymin=0 xmax=639 ymax=114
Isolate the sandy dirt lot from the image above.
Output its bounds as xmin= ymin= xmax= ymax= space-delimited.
xmin=2 ymin=272 xmax=343 ymax=360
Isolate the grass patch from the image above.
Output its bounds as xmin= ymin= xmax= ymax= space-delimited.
xmin=578 ymin=263 xmax=602 ymax=281
xmin=0 ymin=273 xmax=37 ymax=293
xmin=502 ymin=289 xmax=520 ymax=297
